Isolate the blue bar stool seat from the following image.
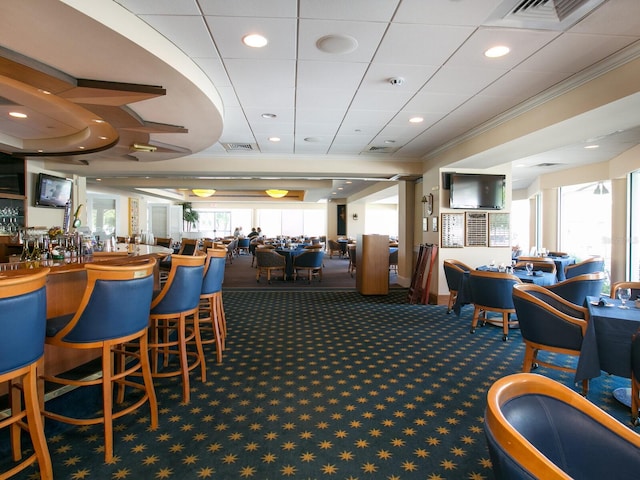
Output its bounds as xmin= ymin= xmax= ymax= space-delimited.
xmin=43 ymin=259 xmax=157 ymax=462
xmin=0 ymin=268 xmax=52 ymax=480
xmin=148 ymin=254 xmax=205 ymax=403
xmin=197 ymin=248 xmax=227 ymax=367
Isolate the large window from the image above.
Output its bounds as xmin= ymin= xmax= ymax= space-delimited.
xmin=559 ymin=180 xmax=612 ymax=274
xmin=630 ymin=171 xmax=640 ymax=281
xmin=88 ymin=195 xmax=116 ymax=240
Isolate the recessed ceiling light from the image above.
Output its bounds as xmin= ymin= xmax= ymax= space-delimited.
xmin=261 ymin=113 xmax=277 ymax=119
xmin=304 ymin=137 xmax=321 ymax=143
xmin=78 ymin=146 xmax=85 ymax=149
xmin=243 ymin=34 xmax=268 ymax=48
xmin=409 ymin=116 xmax=424 ymax=124
xmin=316 ymin=34 xmax=358 ymax=54
xmin=338 ymin=187 xmax=343 ymax=190
xmin=485 ymin=45 xmax=510 ymax=58
xmin=98 ymin=136 xmax=108 ymax=140
xmin=345 ymin=181 xmax=352 ymax=184
xmin=93 ymin=119 xmax=105 ymax=123
xmin=384 ymin=140 xmax=396 ymax=144
xmin=585 ymin=144 xmax=599 ymax=149
xmin=268 ymin=137 xmax=281 ymax=142
xmin=9 ymin=111 xmax=27 ymax=118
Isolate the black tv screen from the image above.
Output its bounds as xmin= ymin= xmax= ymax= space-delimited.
xmin=449 ymin=173 xmax=505 ymax=210
xmin=35 ymin=173 xmax=73 ymax=208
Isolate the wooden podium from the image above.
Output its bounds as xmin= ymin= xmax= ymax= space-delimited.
xmin=356 ymin=234 xmax=389 ymax=295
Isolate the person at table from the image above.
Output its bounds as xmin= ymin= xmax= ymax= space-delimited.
xmin=233 ymin=226 xmax=243 ymax=237
xmin=248 ymin=227 xmax=259 ymax=239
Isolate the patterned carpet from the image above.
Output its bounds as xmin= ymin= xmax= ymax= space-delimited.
xmin=3 ymin=290 xmax=633 ymax=479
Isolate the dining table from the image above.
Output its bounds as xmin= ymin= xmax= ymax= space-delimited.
xmin=546 ymin=254 xmax=576 ymax=281
xmin=576 ymin=296 xmax=640 ymax=382
xmin=274 ymin=247 xmax=305 ymax=279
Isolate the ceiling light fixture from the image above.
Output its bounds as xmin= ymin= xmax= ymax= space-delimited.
xmin=409 ymin=116 xmax=424 ymax=123
xmin=265 ymin=189 xmax=288 ymax=198
xmin=131 ymin=143 xmax=157 ymax=152
xmin=485 ymin=45 xmax=510 ymax=58
xmin=243 ymin=34 xmax=268 ymax=48
xmin=585 ymin=144 xmax=599 ymax=149
xmin=192 ymin=189 xmax=216 ymax=198
xmin=261 ymin=113 xmax=277 ymax=119
xmin=268 ymin=137 xmax=281 ymax=142
xmin=9 ymin=111 xmax=27 ymax=118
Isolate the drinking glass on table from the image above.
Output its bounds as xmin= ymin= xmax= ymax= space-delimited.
xmin=525 ymin=262 xmax=533 ymax=275
xmin=617 ymin=287 xmax=631 ymax=309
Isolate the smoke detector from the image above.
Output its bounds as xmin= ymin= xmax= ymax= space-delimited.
xmin=389 ymin=77 xmax=405 ymax=86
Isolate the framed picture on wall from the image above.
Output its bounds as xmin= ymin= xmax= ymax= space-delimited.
xmin=337 ymin=204 xmax=346 ymax=235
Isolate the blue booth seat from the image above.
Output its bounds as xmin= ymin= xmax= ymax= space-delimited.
xmin=292 ymin=249 xmax=324 ymax=283
xmin=564 ymin=255 xmax=604 ymax=279
xmin=545 ymin=272 xmax=605 ymax=306
xmin=469 ymin=270 xmax=521 ymax=341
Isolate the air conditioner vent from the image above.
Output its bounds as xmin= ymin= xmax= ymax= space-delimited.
xmin=362 ymin=145 xmax=399 ymax=154
xmin=535 ymin=162 xmax=564 ymax=168
xmin=222 ymin=142 xmax=259 ymax=152
xmin=484 ymin=0 xmax=605 ymax=30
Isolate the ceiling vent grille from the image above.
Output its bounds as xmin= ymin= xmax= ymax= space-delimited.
xmin=484 ymin=0 xmax=605 ymax=30
xmin=222 ymin=142 xmax=259 ymax=152
xmin=362 ymin=145 xmax=399 ymax=154
xmin=535 ymin=162 xmax=564 ymax=168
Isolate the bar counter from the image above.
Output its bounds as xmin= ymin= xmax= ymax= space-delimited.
xmin=1 ymin=244 xmax=172 ymax=377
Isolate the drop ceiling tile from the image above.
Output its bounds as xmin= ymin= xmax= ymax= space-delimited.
xmin=298 ymin=19 xmax=388 ymax=62
xmin=422 ymin=66 xmax=507 ymax=95
xmin=349 ymin=89 xmax=414 ymax=111
xmin=445 ymin=27 xmax=560 ymax=70
xmin=570 ymin=0 xmax=640 ymax=36
xmin=394 ymin=0 xmax=502 ymax=25
xmin=360 ymin=63 xmax=439 ymax=92
xmin=402 ymin=92 xmax=471 ymax=115
xmin=243 ymin=107 xmax=294 ymax=125
xmin=114 ymin=0 xmax=201 ymax=15
xmin=297 ymin=61 xmax=368 ymax=90
xmin=139 ymin=15 xmax=218 ymax=58
xmin=205 ymin=16 xmax=297 ymax=60
xmin=257 ymin=135 xmax=294 ymax=153
xmin=233 ymin=86 xmax=294 ymax=110
xmin=193 ymin=58 xmax=229 ymax=86
xmin=296 ymin=88 xmax=356 ymax=111
xmin=213 ymin=86 xmax=240 ymax=108
xmin=477 ymin=69 xmax=569 ymax=104
xmin=294 ymin=123 xmax=340 ymax=137
xmin=299 ymin=0 xmax=399 ymax=22
xmin=514 ymin=32 xmax=640 ymax=75
xmin=199 ymin=0 xmax=295 ymax=17
xmin=224 ymin=59 xmax=296 ymax=88
xmin=295 ymin=109 xmax=346 ymax=125
xmin=373 ymin=24 xmax=475 ymax=65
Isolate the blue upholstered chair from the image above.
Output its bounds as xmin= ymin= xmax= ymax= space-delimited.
xmin=564 ymin=255 xmax=604 ymax=279
xmin=198 ymin=248 xmax=227 ymax=367
xmin=443 ymin=259 xmax=471 ymax=314
xmin=469 ymin=270 xmax=521 ymax=341
xmin=485 ymin=373 xmax=640 ymax=480
xmin=44 ymin=260 xmax=157 ymax=462
xmin=545 ymin=272 xmax=605 ymax=306
xmin=237 ymin=237 xmax=250 ymax=255
xmin=148 ymin=254 xmax=205 ymax=403
xmin=512 ymin=283 xmax=589 ymax=395
xmin=292 ymin=249 xmax=324 ymax=283
xmin=0 ymin=268 xmax=52 ymax=480
xmin=631 ymin=330 xmax=640 ymax=426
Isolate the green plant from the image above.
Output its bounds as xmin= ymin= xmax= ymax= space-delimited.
xmin=181 ymin=202 xmax=199 ymax=232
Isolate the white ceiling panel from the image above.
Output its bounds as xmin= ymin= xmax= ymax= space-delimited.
xmin=114 ymin=0 xmax=200 ymax=15
xmin=349 ymin=89 xmax=415 ymax=111
xmin=199 ymin=0 xmax=297 ymax=18
xmin=359 ymin=63 xmax=439 ymax=92
xmin=298 ymin=19 xmax=388 ymax=62
xmin=422 ymin=66 xmax=507 ymax=95
xmin=193 ymin=58 xmax=229 ymax=85
xmin=394 ymin=0 xmax=503 ymax=26
xmin=295 ymin=109 xmax=347 ymax=125
xmin=570 ymin=0 xmax=640 ymax=36
xmin=373 ymin=24 xmax=475 ymax=65
xmin=402 ymin=92 xmax=471 ymax=116
xmin=224 ymin=59 xmax=296 ymax=88
xmin=299 ymin=0 xmax=399 ymax=22
xmin=296 ymin=88 xmax=357 ymax=111
xmin=257 ymin=136 xmax=294 ymax=153
xmin=233 ymin=86 xmax=294 ymax=110
xmin=205 ymin=16 xmax=297 ymax=60
xmin=297 ymin=60 xmax=369 ymax=91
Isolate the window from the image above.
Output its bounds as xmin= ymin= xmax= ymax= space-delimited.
xmin=559 ymin=180 xmax=612 ymax=274
xmin=629 ymin=171 xmax=640 ymax=281
xmin=88 ymin=196 xmax=117 ymax=240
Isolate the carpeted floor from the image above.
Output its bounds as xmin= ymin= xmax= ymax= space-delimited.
xmin=3 ymin=290 xmax=633 ymax=479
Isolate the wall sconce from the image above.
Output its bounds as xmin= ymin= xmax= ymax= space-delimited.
xmin=352 ymin=213 xmax=358 ymax=221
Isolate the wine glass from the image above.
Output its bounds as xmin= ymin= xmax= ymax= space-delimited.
xmin=525 ymin=262 xmax=533 ymax=275
xmin=617 ymin=287 xmax=631 ymax=309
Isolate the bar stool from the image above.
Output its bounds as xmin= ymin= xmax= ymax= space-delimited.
xmin=0 ymin=268 xmax=52 ymax=480
xmin=43 ymin=259 xmax=158 ymax=462
xmin=198 ymin=248 xmax=227 ymax=369
xmin=148 ymin=254 xmax=205 ymax=403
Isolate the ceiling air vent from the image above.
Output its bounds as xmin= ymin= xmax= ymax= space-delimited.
xmin=222 ymin=142 xmax=259 ymax=152
xmin=484 ymin=0 xmax=605 ymax=30
xmin=362 ymin=145 xmax=399 ymax=154
xmin=535 ymin=162 xmax=564 ymax=168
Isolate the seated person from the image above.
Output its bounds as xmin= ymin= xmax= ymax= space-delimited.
xmin=247 ymin=227 xmax=259 ymax=238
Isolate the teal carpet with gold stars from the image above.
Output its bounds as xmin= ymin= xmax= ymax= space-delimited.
xmin=3 ymin=289 xmax=633 ymax=479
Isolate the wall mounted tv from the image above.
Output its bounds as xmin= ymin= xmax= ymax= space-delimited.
xmin=35 ymin=173 xmax=73 ymax=208
xmin=449 ymin=173 xmax=506 ymax=210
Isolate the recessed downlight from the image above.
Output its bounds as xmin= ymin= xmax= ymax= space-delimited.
xmin=585 ymin=144 xmax=599 ymax=149
xmin=261 ymin=113 xmax=277 ymax=119
xmin=268 ymin=137 xmax=281 ymax=142
xmin=9 ymin=111 xmax=27 ymax=118
xmin=243 ymin=33 xmax=268 ymax=48
xmin=485 ymin=45 xmax=510 ymax=58
xmin=409 ymin=116 xmax=424 ymax=124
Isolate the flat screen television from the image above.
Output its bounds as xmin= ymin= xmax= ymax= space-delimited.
xmin=35 ymin=173 xmax=73 ymax=208
xmin=449 ymin=173 xmax=505 ymax=210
